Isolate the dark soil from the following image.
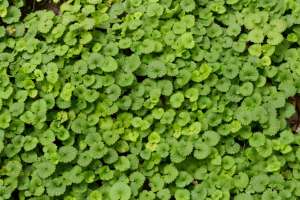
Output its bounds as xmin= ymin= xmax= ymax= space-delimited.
xmin=288 ymin=95 xmax=300 ymax=133
xmin=21 ymin=0 xmax=66 ymax=17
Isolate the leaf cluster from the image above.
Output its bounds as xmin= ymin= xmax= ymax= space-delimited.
xmin=0 ymin=0 xmax=300 ymax=199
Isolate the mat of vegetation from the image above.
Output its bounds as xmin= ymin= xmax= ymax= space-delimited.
xmin=1 ymin=0 xmax=300 ymax=199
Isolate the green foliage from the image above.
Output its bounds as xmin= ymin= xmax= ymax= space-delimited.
xmin=0 ymin=0 xmax=299 ymax=199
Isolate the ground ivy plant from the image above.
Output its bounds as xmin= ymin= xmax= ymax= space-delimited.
xmin=1 ymin=0 xmax=300 ymax=199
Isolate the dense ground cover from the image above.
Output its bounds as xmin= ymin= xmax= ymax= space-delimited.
xmin=1 ymin=0 xmax=300 ymax=199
